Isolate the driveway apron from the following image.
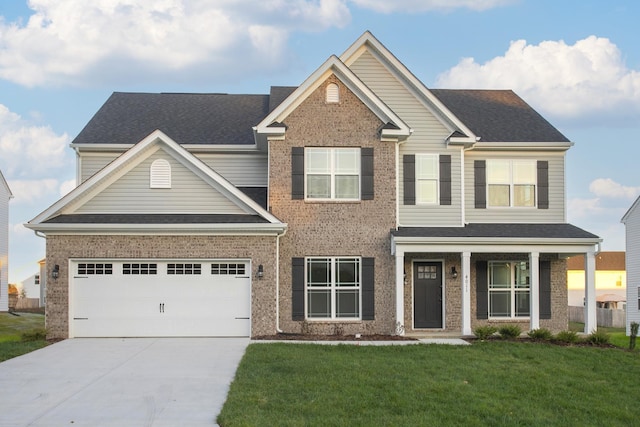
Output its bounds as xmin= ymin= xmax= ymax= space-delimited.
xmin=0 ymin=338 xmax=249 ymax=427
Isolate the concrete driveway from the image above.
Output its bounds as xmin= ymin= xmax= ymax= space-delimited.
xmin=0 ymin=338 xmax=249 ymax=427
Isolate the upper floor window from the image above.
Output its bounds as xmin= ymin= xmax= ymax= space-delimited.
xmin=34 ymin=275 xmax=40 ymax=285
xmin=326 ymin=83 xmax=340 ymax=103
xmin=487 ymin=160 xmax=535 ymax=207
xmin=150 ymin=159 xmax=171 ymax=189
xmin=305 ymin=147 xmax=360 ymax=200
xmin=488 ymin=261 xmax=530 ymax=318
xmin=416 ymin=154 xmax=439 ymax=204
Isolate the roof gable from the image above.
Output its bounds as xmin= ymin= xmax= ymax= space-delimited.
xmin=28 ymin=130 xmax=283 ymax=229
xmin=0 ymin=170 xmax=12 ymax=199
xmin=621 ymin=195 xmax=640 ymax=223
xmin=255 ymin=55 xmax=411 ymax=140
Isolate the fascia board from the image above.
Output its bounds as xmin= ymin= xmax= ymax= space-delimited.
xmin=469 ymin=141 xmax=574 ymax=151
xmin=24 ymin=222 xmax=288 ymax=235
xmin=73 ymin=143 xmax=260 ymax=153
xmin=621 ymin=195 xmax=640 ymax=223
xmin=255 ymin=56 xmax=411 ymax=138
xmin=340 ymin=32 xmax=477 ymax=141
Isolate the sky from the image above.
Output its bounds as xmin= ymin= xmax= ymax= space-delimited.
xmin=1 ymin=0 xmax=639 ymax=282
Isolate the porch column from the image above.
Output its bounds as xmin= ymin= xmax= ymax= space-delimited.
xmin=584 ymin=251 xmax=597 ymax=333
xmin=461 ymin=251 xmax=472 ymax=336
xmin=529 ymin=252 xmax=540 ymax=330
xmin=395 ymin=248 xmax=405 ymax=335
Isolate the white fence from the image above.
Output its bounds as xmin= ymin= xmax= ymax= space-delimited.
xmin=568 ymin=306 xmax=626 ymax=328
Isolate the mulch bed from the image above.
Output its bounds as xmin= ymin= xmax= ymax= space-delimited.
xmin=253 ymin=333 xmax=417 ymax=341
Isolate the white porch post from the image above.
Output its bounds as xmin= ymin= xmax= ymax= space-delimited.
xmin=529 ymin=252 xmax=540 ymax=330
xmin=461 ymin=251 xmax=472 ymax=336
xmin=584 ymin=251 xmax=597 ymax=333
xmin=395 ymin=248 xmax=405 ymax=335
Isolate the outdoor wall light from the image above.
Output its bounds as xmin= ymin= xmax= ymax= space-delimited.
xmin=256 ymin=264 xmax=264 ymax=279
xmin=450 ymin=266 xmax=458 ymax=279
xmin=52 ymin=264 xmax=60 ymax=280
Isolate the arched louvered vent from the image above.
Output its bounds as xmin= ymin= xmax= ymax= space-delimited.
xmin=326 ymin=83 xmax=340 ymax=103
xmin=150 ymin=159 xmax=171 ymax=188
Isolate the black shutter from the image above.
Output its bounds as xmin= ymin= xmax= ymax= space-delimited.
xmin=539 ymin=260 xmax=552 ymax=319
xmin=361 ymin=148 xmax=374 ymax=200
xmin=474 ymin=160 xmax=486 ymax=209
xmin=362 ymin=258 xmax=375 ymax=320
xmin=476 ymin=261 xmax=488 ymax=319
xmin=403 ymin=154 xmax=415 ymax=205
xmin=537 ymin=161 xmax=549 ymax=209
xmin=292 ymin=258 xmax=305 ymax=320
xmin=439 ymin=154 xmax=452 ymax=205
xmin=291 ymin=147 xmax=304 ymax=200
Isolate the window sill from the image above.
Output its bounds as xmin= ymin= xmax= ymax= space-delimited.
xmin=488 ymin=318 xmax=530 ymax=322
xmin=304 ymin=199 xmax=362 ymax=204
xmin=305 ymin=319 xmax=362 ymax=323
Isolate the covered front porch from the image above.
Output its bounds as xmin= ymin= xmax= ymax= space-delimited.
xmin=391 ymin=224 xmax=602 ymax=336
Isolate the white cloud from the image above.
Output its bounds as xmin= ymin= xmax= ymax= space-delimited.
xmin=350 ymin=0 xmax=515 ymax=13
xmin=5 ymin=178 xmax=60 ymax=206
xmin=59 ymin=179 xmax=76 ymax=197
xmin=0 ymin=0 xmax=351 ymax=87
xmin=436 ymin=36 xmax=640 ymax=122
xmin=0 ymin=104 xmax=71 ymax=178
xmin=589 ymin=178 xmax=640 ymax=200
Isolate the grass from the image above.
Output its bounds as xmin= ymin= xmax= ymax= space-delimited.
xmin=218 ymin=342 xmax=640 ymax=426
xmin=0 ymin=312 xmax=48 ymax=362
xmin=569 ymin=322 xmax=635 ymax=350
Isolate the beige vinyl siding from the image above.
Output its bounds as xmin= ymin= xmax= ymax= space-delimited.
xmin=624 ymin=204 xmax=640 ymax=331
xmin=464 ymin=151 xmax=566 ymax=223
xmin=75 ymin=151 xmax=248 ymax=215
xmin=351 ymin=49 xmax=462 ymax=226
xmin=196 ymin=153 xmax=267 ymax=186
xmin=80 ymin=152 xmax=267 ymax=187
xmin=80 ymin=153 xmax=120 ymax=182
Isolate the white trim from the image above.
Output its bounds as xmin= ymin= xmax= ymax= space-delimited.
xmin=469 ymin=141 xmax=573 ymax=151
xmin=461 ymin=252 xmax=472 ymax=335
xmin=304 ymin=256 xmax=362 ymax=321
xmin=255 ymin=55 xmax=411 ymax=140
xmin=28 ymin=130 xmax=284 ymax=228
xmin=24 ymin=222 xmax=287 ymax=235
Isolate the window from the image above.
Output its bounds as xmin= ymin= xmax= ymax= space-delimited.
xmin=34 ymin=275 xmax=40 ymax=285
xmin=167 ymin=263 xmax=201 ymax=275
xmin=78 ymin=263 xmax=113 ymax=275
xmin=123 ymin=263 xmax=157 ymax=275
xmin=306 ymin=257 xmax=361 ymax=319
xmin=150 ymin=159 xmax=171 ymax=188
xmin=487 ymin=160 xmax=536 ymax=207
xmin=326 ymin=83 xmax=340 ymax=103
xmin=305 ymin=148 xmax=360 ymax=200
xmin=488 ymin=261 xmax=530 ymax=318
xmin=416 ymin=154 xmax=439 ymax=204
xmin=211 ymin=263 xmax=246 ymax=275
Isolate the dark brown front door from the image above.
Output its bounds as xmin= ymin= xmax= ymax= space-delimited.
xmin=414 ymin=262 xmax=443 ymax=328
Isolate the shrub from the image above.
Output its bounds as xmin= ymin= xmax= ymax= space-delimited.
xmin=586 ymin=330 xmax=611 ymax=346
xmin=498 ymin=325 xmax=522 ymax=339
xmin=554 ymin=330 xmax=579 ymax=344
xmin=473 ymin=325 xmax=497 ymax=340
xmin=21 ymin=328 xmax=47 ymax=342
xmin=528 ymin=328 xmax=553 ymax=341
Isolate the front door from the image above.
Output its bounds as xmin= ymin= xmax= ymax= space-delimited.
xmin=413 ymin=262 xmax=443 ymax=328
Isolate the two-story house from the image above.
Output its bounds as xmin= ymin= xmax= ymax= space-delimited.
xmin=1 ymin=169 xmax=12 ymax=312
xmin=622 ymin=196 xmax=640 ymax=334
xmin=26 ymin=32 xmax=601 ymax=339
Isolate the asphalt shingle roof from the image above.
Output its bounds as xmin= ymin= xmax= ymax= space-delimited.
xmin=392 ymin=223 xmax=599 ymax=240
xmin=430 ymin=89 xmax=570 ymax=143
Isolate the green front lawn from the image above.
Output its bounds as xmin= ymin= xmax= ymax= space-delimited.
xmin=218 ymin=342 xmax=640 ymax=426
xmin=0 ymin=312 xmax=48 ymax=362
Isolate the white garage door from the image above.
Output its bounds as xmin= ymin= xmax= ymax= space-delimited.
xmin=70 ymin=260 xmax=251 ymax=337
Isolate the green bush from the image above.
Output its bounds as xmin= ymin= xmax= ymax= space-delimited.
xmin=554 ymin=330 xmax=579 ymax=344
xmin=20 ymin=328 xmax=47 ymax=342
xmin=498 ymin=325 xmax=522 ymax=339
xmin=586 ymin=330 xmax=611 ymax=346
xmin=473 ymin=325 xmax=497 ymax=340
xmin=528 ymin=328 xmax=553 ymax=341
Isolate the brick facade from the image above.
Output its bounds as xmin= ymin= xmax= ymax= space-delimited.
xmin=269 ymin=75 xmax=398 ymax=335
xmin=45 ymin=234 xmax=278 ymax=339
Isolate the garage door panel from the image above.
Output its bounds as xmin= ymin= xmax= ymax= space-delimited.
xmin=71 ymin=260 xmax=251 ymax=337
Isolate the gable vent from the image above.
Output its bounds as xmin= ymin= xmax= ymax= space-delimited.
xmin=326 ymin=83 xmax=340 ymax=103
xmin=150 ymin=159 xmax=171 ymax=189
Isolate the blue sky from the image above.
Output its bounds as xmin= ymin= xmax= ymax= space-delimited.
xmin=1 ymin=0 xmax=639 ymax=282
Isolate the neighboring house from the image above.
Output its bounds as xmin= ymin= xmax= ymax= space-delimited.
xmin=567 ymin=252 xmax=626 ymax=308
xmin=1 ymin=170 xmax=12 ymax=312
xmin=26 ymin=32 xmax=601 ymax=339
xmin=622 ymin=196 xmax=640 ymax=335
xmin=38 ymin=258 xmax=47 ymax=307
xmin=15 ymin=272 xmax=44 ymax=307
